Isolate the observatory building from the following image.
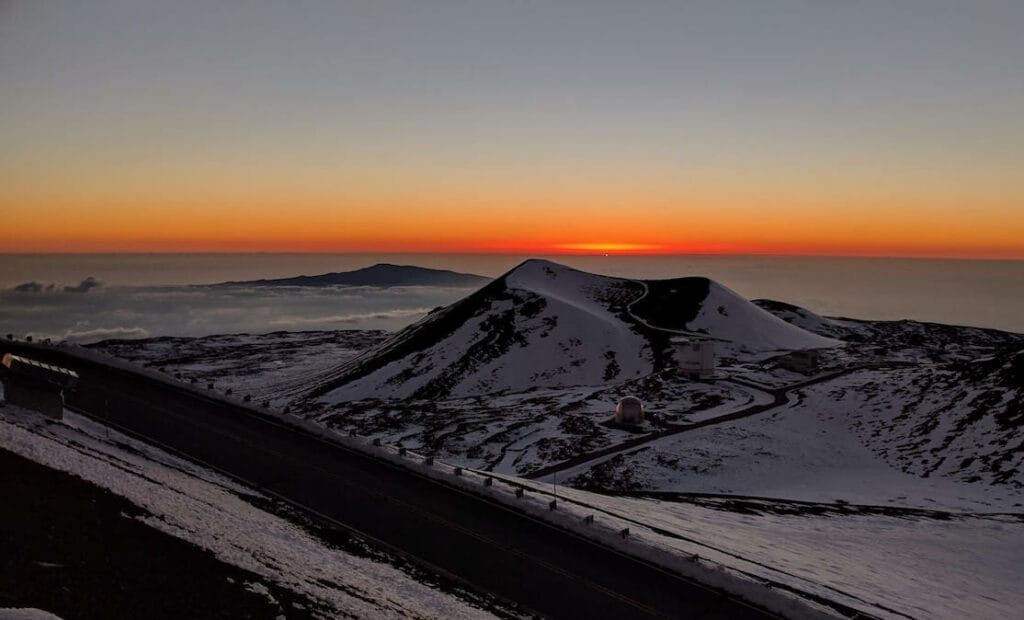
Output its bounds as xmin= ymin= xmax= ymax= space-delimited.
xmin=776 ymin=349 xmax=823 ymax=374
xmin=615 ymin=396 xmax=644 ymax=425
xmin=671 ymin=337 xmax=715 ymax=380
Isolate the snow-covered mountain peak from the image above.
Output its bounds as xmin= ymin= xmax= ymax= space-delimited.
xmin=506 ymin=258 xmax=598 ymax=289
xmin=504 ymin=259 xmax=636 ymax=319
xmin=308 ymin=260 xmax=842 ymax=401
xmin=505 ymin=259 xmax=621 ymax=291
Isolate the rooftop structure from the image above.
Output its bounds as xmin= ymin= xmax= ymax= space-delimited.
xmin=2 ymin=353 xmax=78 ymax=387
xmin=1 ymin=353 xmax=78 ymax=419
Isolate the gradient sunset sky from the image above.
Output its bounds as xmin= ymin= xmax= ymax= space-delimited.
xmin=2 ymin=1 xmax=1022 ymax=257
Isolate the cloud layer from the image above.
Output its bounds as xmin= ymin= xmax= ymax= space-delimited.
xmin=64 ymin=276 xmax=103 ymax=293
xmin=0 ymin=284 xmax=470 ymax=344
xmin=12 ymin=277 xmax=103 ymax=294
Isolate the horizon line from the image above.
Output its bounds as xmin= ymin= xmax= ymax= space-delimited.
xmin=1 ymin=250 xmax=1022 ymax=262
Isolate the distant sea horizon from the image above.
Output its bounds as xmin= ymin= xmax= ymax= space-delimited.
xmin=2 ymin=253 xmax=1023 ymax=338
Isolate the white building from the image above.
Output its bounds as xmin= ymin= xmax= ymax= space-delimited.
xmin=671 ymin=337 xmax=715 ymax=380
xmin=776 ymin=349 xmax=822 ymax=374
xmin=615 ymin=396 xmax=644 ymax=425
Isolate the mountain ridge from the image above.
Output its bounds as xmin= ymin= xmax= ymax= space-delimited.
xmin=212 ymin=263 xmax=489 ymax=288
xmin=310 ymin=259 xmax=841 ymax=401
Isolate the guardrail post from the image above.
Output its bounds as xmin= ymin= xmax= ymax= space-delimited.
xmin=583 ymin=515 xmax=594 ymax=525
xmin=514 ymin=487 xmax=524 ymax=498
xmin=484 ymin=477 xmax=493 ymax=487
xmin=620 ymin=528 xmax=630 ymax=539
xmin=549 ymin=500 xmax=557 ymax=511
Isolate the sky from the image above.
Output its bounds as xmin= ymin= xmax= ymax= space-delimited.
xmin=2 ymin=1 xmax=1023 ymax=258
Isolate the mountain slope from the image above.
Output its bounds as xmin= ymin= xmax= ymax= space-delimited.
xmin=825 ymin=348 xmax=1024 ymax=489
xmin=755 ymin=298 xmax=1024 ymax=354
xmin=215 ymin=263 xmax=488 ymax=288
xmin=311 ymin=260 xmax=650 ymax=401
xmin=686 ymin=283 xmax=841 ymax=351
xmin=311 ymin=260 xmax=840 ymax=401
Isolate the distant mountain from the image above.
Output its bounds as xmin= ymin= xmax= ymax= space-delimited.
xmin=309 ymin=259 xmax=840 ymax=401
xmin=755 ymin=298 xmax=1024 ymax=353
xmin=214 ymin=263 xmax=489 ymax=288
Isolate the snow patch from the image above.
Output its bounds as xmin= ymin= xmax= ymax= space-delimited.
xmin=0 ymin=407 xmax=500 ymax=619
xmin=689 ymin=282 xmax=841 ymax=351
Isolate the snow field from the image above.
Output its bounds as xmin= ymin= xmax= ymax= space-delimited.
xmin=0 ymin=409 xmax=503 ymax=619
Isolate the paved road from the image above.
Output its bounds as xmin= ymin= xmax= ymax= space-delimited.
xmin=527 ymin=359 xmax=921 ymax=482
xmin=518 ymin=277 xmax=847 ymax=482
xmin=1 ymin=342 xmax=780 ymax=620
xmin=624 ymin=280 xmax=727 ymax=341
xmin=526 ymin=369 xmax=852 ymax=481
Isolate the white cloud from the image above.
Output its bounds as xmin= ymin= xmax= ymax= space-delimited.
xmin=267 ymin=307 xmax=432 ymax=328
xmin=62 ymin=326 xmax=151 ymax=343
xmin=1 ymin=284 xmax=467 ymax=341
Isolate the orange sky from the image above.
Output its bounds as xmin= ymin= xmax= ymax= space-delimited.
xmin=3 ymin=187 xmax=1022 ymax=258
xmin=3 ymin=2 xmax=1023 ymax=259
xmin=4 ymin=163 xmax=1022 ymax=257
